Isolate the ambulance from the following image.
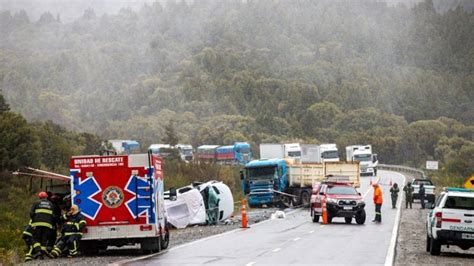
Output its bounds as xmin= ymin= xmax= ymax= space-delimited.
xmin=69 ymin=152 xmax=173 ymax=254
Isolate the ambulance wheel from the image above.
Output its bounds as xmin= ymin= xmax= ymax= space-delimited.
xmin=161 ymin=227 xmax=170 ymax=250
xmin=141 ymin=237 xmax=161 ymax=254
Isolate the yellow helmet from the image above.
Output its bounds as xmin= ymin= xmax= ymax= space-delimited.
xmin=70 ymin=205 xmax=80 ymax=215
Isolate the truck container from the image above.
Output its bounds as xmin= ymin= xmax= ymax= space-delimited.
xmin=241 ymin=159 xmax=360 ymax=208
xmin=259 ymin=143 xmax=302 ymax=160
xmin=108 ymin=140 xmax=140 ymax=155
xmin=196 ymin=145 xmax=219 ymax=162
xmin=346 ymin=145 xmax=378 ymax=176
xmin=216 ymin=142 xmax=252 ymax=165
xmin=301 ymin=144 xmax=340 ymax=163
xmin=69 ymin=153 xmax=172 ymax=254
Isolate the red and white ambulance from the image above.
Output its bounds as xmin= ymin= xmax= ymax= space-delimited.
xmin=69 ymin=152 xmax=172 ymax=254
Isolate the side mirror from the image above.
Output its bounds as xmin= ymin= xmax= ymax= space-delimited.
xmin=169 ymin=187 xmax=177 ymax=201
xmin=239 ymin=170 xmax=244 ymax=180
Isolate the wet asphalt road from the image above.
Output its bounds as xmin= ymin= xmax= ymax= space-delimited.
xmin=127 ymin=171 xmax=405 ymax=265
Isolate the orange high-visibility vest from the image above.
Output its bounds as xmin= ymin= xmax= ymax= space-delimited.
xmin=373 ymin=186 xmax=383 ymax=204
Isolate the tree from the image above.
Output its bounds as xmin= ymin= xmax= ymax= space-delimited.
xmin=0 ymin=92 xmax=9 ymax=114
xmin=163 ymin=120 xmax=179 ymax=146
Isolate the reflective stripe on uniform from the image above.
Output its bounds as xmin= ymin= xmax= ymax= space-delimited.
xmin=64 ymin=232 xmax=83 ymax=236
xmin=23 ymin=231 xmax=33 ymax=237
xmin=35 ymin=209 xmax=53 ymax=215
xmin=79 ymin=220 xmax=86 ymax=224
xmin=31 ymin=222 xmax=53 ymax=229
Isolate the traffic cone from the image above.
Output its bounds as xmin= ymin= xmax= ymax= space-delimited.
xmin=322 ymin=198 xmax=328 ymax=224
xmin=241 ymin=198 xmax=248 ymax=229
xmin=370 ymin=178 xmax=373 ymax=185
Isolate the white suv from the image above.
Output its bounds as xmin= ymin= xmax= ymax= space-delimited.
xmin=426 ymin=188 xmax=474 ymax=255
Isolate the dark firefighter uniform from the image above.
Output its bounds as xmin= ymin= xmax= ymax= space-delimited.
xmin=22 ymin=225 xmax=34 ymax=262
xmin=29 ymin=192 xmax=55 ymax=259
xmin=51 ymin=205 xmax=86 ymax=258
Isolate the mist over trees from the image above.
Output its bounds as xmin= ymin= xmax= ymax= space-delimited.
xmin=0 ymin=0 xmax=473 ymax=173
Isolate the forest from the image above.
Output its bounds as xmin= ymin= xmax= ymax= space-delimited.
xmin=0 ymin=0 xmax=473 ymax=261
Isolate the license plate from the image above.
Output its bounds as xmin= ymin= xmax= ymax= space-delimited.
xmin=343 ymin=206 xmax=353 ymax=210
xmin=462 ymin=233 xmax=474 ymax=240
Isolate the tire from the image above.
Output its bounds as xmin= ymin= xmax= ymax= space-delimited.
xmin=355 ymin=210 xmax=366 ymax=225
xmin=426 ymin=234 xmax=431 ymax=252
xmin=313 ymin=214 xmax=320 ymax=223
xmin=161 ymin=227 xmax=170 ymax=250
xmin=345 ymin=217 xmax=352 ymax=224
xmin=430 ymin=237 xmax=441 ymax=256
xmin=300 ymin=191 xmax=310 ymax=207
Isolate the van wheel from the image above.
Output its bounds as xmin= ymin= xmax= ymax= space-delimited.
xmin=430 ymin=238 xmax=441 ymax=255
xmin=426 ymin=234 xmax=431 ymax=252
xmin=355 ymin=210 xmax=366 ymax=225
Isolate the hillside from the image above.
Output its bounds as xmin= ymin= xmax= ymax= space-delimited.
xmin=0 ymin=0 xmax=473 ymax=169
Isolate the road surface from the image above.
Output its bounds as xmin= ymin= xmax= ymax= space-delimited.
xmin=127 ymin=170 xmax=405 ymax=265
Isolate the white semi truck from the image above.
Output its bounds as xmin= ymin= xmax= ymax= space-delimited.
xmin=259 ymin=143 xmax=302 ymax=160
xmin=301 ymin=144 xmax=340 ymax=163
xmin=346 ymin=145 xmax=378 ymax=176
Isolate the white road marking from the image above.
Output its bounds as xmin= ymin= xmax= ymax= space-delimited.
xmin=246 ymin=261 xmax=256 ymax=266
xmin=383 ymin=171 xmax=406 ymax=266
xmin=272 ymin=248 xmax=281 ymax=252
xmin=293 ymin=237 xmax=301 ymax=241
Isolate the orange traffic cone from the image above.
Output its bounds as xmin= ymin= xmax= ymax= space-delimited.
xmin=241 ymin=198 xmax=248 ymax=229
xmin=322 ymin=198 xmax=328 ymax=224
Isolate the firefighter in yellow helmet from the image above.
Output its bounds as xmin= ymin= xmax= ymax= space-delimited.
xmin=51 ymin=205 xmax=86 ymax=258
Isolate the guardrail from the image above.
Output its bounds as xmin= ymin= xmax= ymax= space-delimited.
xmin=378 ymin=164 xmax=426 ymax=179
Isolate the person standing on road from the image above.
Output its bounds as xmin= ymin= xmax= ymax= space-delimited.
xmin=390 ymin=183 xmax=399 ymax=209
xmin=419 ymin=183 xmax=426 ymax=209
xmin=403 ymin=183 xmax=414 ymax=209
xmin=372 ymin=183 xmax=383 ymax=223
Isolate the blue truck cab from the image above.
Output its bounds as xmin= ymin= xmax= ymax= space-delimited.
xmin=234 ymin=142 xmax=253 ymax=165
xmin=241 ymin=159 xmax=289 ymax=207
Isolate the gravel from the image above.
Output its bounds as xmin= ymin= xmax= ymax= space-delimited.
xmin=22 ymin=207 xmax=286 ymax=265
xmin=395 ymin=175 xmax=474 ymax=265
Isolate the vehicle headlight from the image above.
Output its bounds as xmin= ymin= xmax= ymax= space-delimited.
xmin=326 ymin=198 xmax=338 ymax=204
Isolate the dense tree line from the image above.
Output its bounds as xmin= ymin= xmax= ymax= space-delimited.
xmin=0 ymin=0 xmax=472 ymax=174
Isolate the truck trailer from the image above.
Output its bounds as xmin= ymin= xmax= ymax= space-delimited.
xmin=241 ymin=159 xmax=360 ymax=208
xmin=301 ymin=144 xmax=340 ymax=163
xmin=259 ymin=143 xmax=302 ymax=160
xmin=70 ymin=153 xmax=172 ymax=254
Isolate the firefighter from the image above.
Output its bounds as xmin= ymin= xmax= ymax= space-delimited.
xmin=22 ymin=224 xmax=34 ymax=262
xmin=372 ymin=183 xmax=383 ymax=223
xmin=390 ymin=183 xmax=400 ymax=209
xmin=29 ymin=191 xmax=55 ymax=259
xmin=51 ymin=205 xmax=86 ymax=258
xmin=403 ymin=183 xmax=414 ymax=209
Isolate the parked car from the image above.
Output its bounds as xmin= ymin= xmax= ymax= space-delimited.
xmin=412 ymin=178 xmax=436 ymax=204
xmin=426 ymin=188 xmax=474 ymax=255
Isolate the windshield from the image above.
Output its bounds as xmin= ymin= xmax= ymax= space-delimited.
xmin=182 ymin=149 xmax=193 ymax=155
xmin=327 ymin=186 xmax=358 ymax=195
xmin=412 ymin=180 xmax=433 ymax=186
xmin=322 ymin=151 xmax=339 ymax=159
xmin=354 ymin=154 xmax=371 ymax=162
xmin=288 ymin=151 xmax=301 ymax=157
xmin=237 ymin=147 xmax=250 ymax=154
xmin=444 ymin=196 xmax=474 ymax=210
xmin=247 ymin=166 xmax=276 ymax=180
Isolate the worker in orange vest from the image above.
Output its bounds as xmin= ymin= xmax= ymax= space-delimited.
xmin=372 ymin=183 xmax=383 ymax=223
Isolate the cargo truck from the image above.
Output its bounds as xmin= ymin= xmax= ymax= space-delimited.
xmin=196 ymin=142 xmax=252 ymax=165
xmin=259 ymin=143 xmax=302 ymax=160
xmin=108 ymin=140 xmax=140 ymax=155
xmin=346 ymin=145 xmax=378 ymax=176
xmin=70 ymin=153 xmax=173 ymax=254
xmin=241 ymin=159 xmax=360 ymax=207
xmin=301 ymin=144 xmax=340 ymax=163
